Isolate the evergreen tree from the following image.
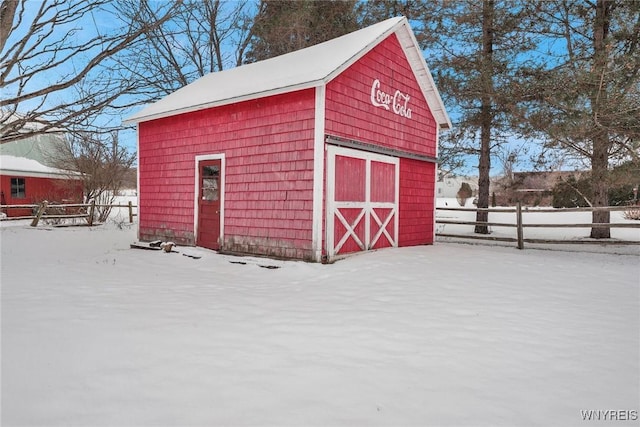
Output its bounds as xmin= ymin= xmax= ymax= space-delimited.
xmin=422 ymin=1 xmax=539 ymax=234
xmin=245 ymin=0 xmax=358 ymax=63
xmin=356 ymin=1 xmax=464 ymax=177
xmin=522 ymin=0 xmax=640 ymax=238
xmin=358 ymin=1 xmax=541 ymax=233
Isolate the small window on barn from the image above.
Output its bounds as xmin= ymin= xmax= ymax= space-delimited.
xmin=11 ymin=178 xmax=26 ymax=198
xmin=202 ymin=166 xmax=219 ymax=201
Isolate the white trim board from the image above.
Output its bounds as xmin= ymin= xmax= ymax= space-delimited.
xmin=311 ymin=85 xmax=326 ymax=262
xmin=193 ymin=153 xmax=225 ymax=246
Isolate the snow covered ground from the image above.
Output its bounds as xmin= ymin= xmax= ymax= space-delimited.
xmin=1 ymin=215 xmax=639 ymax=426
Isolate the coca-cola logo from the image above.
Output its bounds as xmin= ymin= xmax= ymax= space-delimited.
xmin=370 ymin=79 xmax=412 ymax=119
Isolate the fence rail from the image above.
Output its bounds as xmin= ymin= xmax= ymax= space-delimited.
xmin=1 ymin=201 xmax=137 ymax=226
xmin=436 ymin=203 xmax=640 ymax=249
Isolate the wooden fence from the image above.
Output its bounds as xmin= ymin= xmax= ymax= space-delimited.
xmin=0 ymin=201 xmax=137 ymax=226
xmin=436 ymin=203 xmax=640 ymax=249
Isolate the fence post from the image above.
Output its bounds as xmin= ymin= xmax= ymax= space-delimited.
xmin=87 ymin=200 xmax=96 ymax=226
xmin=128 ymin=201 xmax=134 ymax=223
xmin=516 ymin=202 xmax=524 ymax=249
xmin=30 ymin=201 xmax=48 ymax=227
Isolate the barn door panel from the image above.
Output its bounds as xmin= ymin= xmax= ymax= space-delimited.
xmin=334 ymin=156 xmax=366 ymax=201
xmin=326 ymin=146 xmax=399 ymax=260
xmin=369 ymin=160 xmax=396 ymax=250
xmin=370 ymin=161 xmax=395 ymax=202
xmin=370 ymin=207 xmax=394 ymax=249
xmin=332 ymin=155 xmax=366 ymax=254
xmin=334 ymin=207 xmax=366 ymax=253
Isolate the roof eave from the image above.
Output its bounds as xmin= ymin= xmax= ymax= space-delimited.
xmin=396 ymin=21 xmax=452 ymax=130
xmin=124 ymin=80 xmax=326 ymax=125
xmin=0 ymin=169 xmax=79 ymax=179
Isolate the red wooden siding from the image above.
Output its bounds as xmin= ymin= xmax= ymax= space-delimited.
xmin=324 ymin=33 xmax=438 ymax=255
xmin=398 ymin=158 xmax=435 ymax=246
xmin=0 ymin=175 xmax=83 ymax=217
xmin=138 ymin=89 xmax=317 ymax=260
xmin=325 ymin=34 xmax=437 ymax=158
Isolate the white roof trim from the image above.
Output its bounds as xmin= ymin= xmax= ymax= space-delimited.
xmin=0 ymin=169 xmax=75 ymax=179
xmin=396 ymin=21 xmax=452 ymax=129
xmin=127 ymin=80 xmax=326 ymax=125
xmin=321 ymin=22 xmax=400 ymax=84
xmin=125 ymin=17 xmax=450 ymax=129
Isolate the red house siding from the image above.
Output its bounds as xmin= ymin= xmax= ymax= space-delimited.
xmin=398 ymin=159 xmax=435 ymax=246
xmin=0 ymin=175 xmax=83 ymax=217
xmin=325 ymin=34 xmax=437 ymax=158
xmin=138 ymin=89 xmax=317 ymax=260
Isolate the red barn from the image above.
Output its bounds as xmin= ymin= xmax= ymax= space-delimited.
xmin=0 ymin=155 xmax=83 ymax=217
xmin=126 ymin=17 xmax=450 ymax=262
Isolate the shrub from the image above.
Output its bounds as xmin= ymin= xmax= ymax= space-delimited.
xmin=456 ymin=182 xmax=474 ymax=206
xmin=552 ymin=175 xmax=591 ymax=208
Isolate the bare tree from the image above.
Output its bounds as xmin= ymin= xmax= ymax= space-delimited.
xmin=0 ymin=0 xmax=180 ymax=143
xmin=51 ymin=130 xmax=135 ymax=223
xmin=114 ymin=0 xmax=256 ymax=99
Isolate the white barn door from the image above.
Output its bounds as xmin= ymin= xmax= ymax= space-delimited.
xmin=326 ymin=146 xmax=399 ymax=260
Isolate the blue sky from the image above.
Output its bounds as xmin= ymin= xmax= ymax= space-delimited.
xmin=4 ymin=1 xmax=591 ymax=177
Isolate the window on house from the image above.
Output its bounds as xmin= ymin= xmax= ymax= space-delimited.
xmin=11 ymin=178 xmax=26 ymax=198
xmin=202 ymin=166 xmax=220 ymax=201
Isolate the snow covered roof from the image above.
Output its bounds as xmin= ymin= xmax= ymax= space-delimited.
xmin=0 ymin=132 xmax=66 ymax=167
xmin=125 ymin=17 xmax=451 ymax=129
xmin=0 ymin=155 xmax=78 ymax=179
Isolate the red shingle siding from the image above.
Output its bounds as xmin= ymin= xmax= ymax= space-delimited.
xmin=138 ymin=31 xmax=440 ymax=260
xmin=325 ymin=34 xmax=437 ymax=158
xmin=0 ymin=175 xmax=83 ymax=217
xmin=398 ymin=158 xmax=435 ymax=246
xmin=325 ymin=34 xmax=438 ymax=251
xmin=138 ymin=89 xmax=316 ymax=259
